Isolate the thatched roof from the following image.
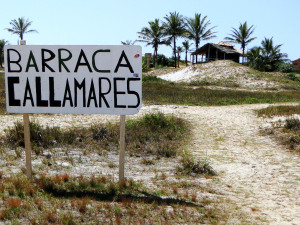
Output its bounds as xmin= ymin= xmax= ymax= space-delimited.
xmin=191 ymin=42 xmax=243 ymax=55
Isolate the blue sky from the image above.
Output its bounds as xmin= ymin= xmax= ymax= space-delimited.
xmin=1 ymin=0 xmax=299 ymax=61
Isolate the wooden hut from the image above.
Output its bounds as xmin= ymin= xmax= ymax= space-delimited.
xmin=191 ymin=41 xmax=242 ymax=64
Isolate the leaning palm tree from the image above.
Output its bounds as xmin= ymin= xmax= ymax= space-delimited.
xmin=6 ymin=17 xmax=38 ymax=41
xmin=182 ymin=40 xmax=192 ymax=66
xmin=0 ymin=39 xmax=9 ymax=68
xmin=163 ymin=12 xmax=186 ymax=68
xmin=185 ymin=13 xmax=217 ymax=63
xmin=225 ymin=22 xmax=256 ymax=63
xmin=137 ymin=19 xmax=168 ymax=67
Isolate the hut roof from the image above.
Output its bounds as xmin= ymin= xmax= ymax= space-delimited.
xmin=191 ymin=42 xmax=243 ymax=55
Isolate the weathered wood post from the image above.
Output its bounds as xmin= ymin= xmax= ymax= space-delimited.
xmin=20 ymin=40 xmax=32 ymax=179
xmin=119 ymin=115 xmax=126 ymax=183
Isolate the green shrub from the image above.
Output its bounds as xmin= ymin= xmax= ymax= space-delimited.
xmin=285 ymin=118 xmax=300 ymax=130
xmin=285 ymin=73 xmax=300 ymax=82
xmin=276 ymin=63 xmax=296 ymax=73
xmin=178 ymin=151 xmax=216 ymax=175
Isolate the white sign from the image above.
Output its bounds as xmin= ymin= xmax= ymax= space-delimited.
xmin=4 ymin=45 xmax=142 ymax=115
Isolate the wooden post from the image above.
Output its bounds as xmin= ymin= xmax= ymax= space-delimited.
xmin=23 ymin=113 xmax=32 ymax=178
xmin=20 ymin=40 xmax=32 ymax=179
xmin=119 ymin=115 xmax=126 ymax=183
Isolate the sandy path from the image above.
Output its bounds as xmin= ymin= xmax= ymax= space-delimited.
xmin=0 ymin=103 xmax=299 ymax=224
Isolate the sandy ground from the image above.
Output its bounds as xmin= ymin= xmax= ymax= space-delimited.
xmin=158 ymin=60 xmax=279 ymax=89
xmin=0 ymin=103 xmax=299 ymax=224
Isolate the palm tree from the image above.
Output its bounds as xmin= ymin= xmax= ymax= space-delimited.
xmin=261 ymin=37 xmax=287 ymax=71
xmin=247 ymin=47 xmax=264 ymax=71
xmin=182 ymin=40 xmax=192 ymax=66
xmin=163 ymin=12 xmax=186 ymax=68
xmin=185 ymin=13 xmax=217 ymax=63
xmin=6 ymin=17 xmax=38 ymax=41
xmin=225 ymin=22 xmax=256 ymax=63
xmin=247 ymin=38 xmax=287 ymax=72
xmin=0 ymin=39 xmax=9 ymax=68
xmin=137 ymin=19 xmax=168 ymax=67
xmin=121 ymin=40 xmax=136 ymax=45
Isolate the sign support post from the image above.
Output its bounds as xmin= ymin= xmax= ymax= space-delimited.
xmin=119 ymin=115 xmax=126 ymax=183
xmin=20 ymin=40 xmax=32 ymax=179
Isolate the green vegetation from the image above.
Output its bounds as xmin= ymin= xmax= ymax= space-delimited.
xmin=2 ymin=113 xmax=189 ymax=158
xmin=0 ymin=173 xmax=221 ymax=224
xmin=247 ymin=38 xmax=287 ymax=72
xmin=225 ymin=21 xmax=256 ymax=63
xmin=5 ymin=17 xmax=38 ymax=41
xmin=257 ymin=105 xmax=300 ymax=153
xmin=143 ymin=76 xmax=300 ymax=106
xmin=256 ymin=104 xmax=300 ymax=117
xmin=178 ymin=150 xmax=216 ymax=176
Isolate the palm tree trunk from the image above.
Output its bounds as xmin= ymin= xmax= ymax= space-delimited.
xmin=185 ymin=50 xmax=187 ymax=66
xmin=173 ymin=37 xmax=177 ymax=68
xmin=242 ymin=48 xmax=245 ymax=64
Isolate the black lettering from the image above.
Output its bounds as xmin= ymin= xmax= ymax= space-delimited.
xmin=114 ymin=50 xmax=134 ymax=73
xmin=92 ymin=49 xmax=111 ymax=73
xmin=113 ymin=78 xmax=126 ymax=108
xmin=23 ymin=78 xmax=34 ymax=106
xmin=25 ymin=51 xmax=39 ymax=72
xmin=7 ymin=49 xmax=22 ymax=72
xmin=87 ymin=80 xmax=97 ymax=107
xmin=49 ymin=77 xmax=61 ymax=107
xmin=62 ymin=79 xmax=73 ymax=107
xmin=42 ymin=49 xmax=55 ymax=72
xmin=7 ymin=77 xmax=21 ymax=106
xmin=58 ymin=48 xmax=72 ymax=72
xmin=74 ymin=50 xmax=92 ymax=72
xmin=36 ymin=77 xmax=48 ymax=107
xmin=74 ymin=79 xmax=86 ymax=107
xmin=99 ymin=78 xmax=111 ymax=108
xmin=127 ymin=78 xmax=141 ymax=108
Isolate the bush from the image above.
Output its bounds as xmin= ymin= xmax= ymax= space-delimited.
xmin=285 ymin=73 xmax=300 ymax=82
xmin=276 ymin=63 xmax=296 ymax=73
xmin=285 ymin=118 xmax=300 ymax=130
xmin=178 ymin=151 xmax=216 ymax=175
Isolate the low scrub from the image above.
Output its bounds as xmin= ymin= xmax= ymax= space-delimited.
xmin=143 ymin=76 xmax=300 ymax=106
xmin=178 ymin=150 xmax=216 ymax=176
xmin=2 ymin=113 xmax=189 ymax=158
xmin=256 ymin=104 xmax=300 ymax=117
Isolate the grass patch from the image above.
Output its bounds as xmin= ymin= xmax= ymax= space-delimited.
xmin=0 ymin=173 xmax=236 ymax=224
xmin=256 ymin=104 xmax=300 ymax=117
xmin=177 ymin=150 xmax=216 ymax=176
xmin=143 ymin=76 xmax=300 ymax=106
xmin=257 ymin=105 xmax=300 ymax=153
xmin=2 ymin=113 xmax=189 ymax=158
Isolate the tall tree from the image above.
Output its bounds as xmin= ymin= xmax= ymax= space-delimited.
xmin=121 ymin=40 xmax=136 ymax=45
xmin=185 ymin=13 xmax=217 ymax=63
xmin=225 ymin=22 xmax=256 ymax=63
xmin=6 ymin=17 xmax=38 ymax=41
xmin=261 ymin=37 xmax=287 ymax=71
xmin=137 ymin=19 xmax=168 ymax=67
xmin=0 ymin=39 xmax=9 ymax=68
xmin=182 ymin=40 xmax=192 ymax=66
xmin=163 ymin=12 xmax=186 ymax=68
xmin=247 ymin=38 xmax=287 ymax=72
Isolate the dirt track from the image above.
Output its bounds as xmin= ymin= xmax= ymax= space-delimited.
xmin=0 ymin=103 xmax=299 ymax=224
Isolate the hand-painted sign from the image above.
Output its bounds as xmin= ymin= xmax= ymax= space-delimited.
xmin=4 ymin=45 xmax=142 ymax=115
